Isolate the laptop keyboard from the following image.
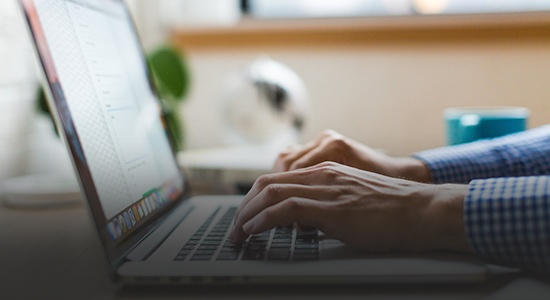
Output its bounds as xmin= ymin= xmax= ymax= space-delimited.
xmin=174 ymin=206 xmax=319 ymax=262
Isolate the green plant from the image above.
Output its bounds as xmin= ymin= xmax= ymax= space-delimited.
xmin=36 ymin=45 xmax=190 ymax=151
xmin=148 ymin=46 xmax=190 ymax=151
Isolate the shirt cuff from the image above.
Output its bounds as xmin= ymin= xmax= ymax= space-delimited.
xmin=413 ymin=140 xmax=501 ymax=184
xmin=464 ymin=176 xmax=550 ymax=272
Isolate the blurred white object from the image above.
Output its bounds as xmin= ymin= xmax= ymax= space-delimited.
xmin=0 ymin=0 xmax=36 ymax=85
xmin=178 ymin=145 xmax=278 ymax=194
xmin=21 ymin=115 xmax=77 ymax=176
xmin=0 ymin=0 xmax=40 ymax=181
xmin=0 ymin=114 xmax=81 ymax=208
xmin=248 ymin=0 xmax=550 ymax=18
xmin=221 ymin=57 xmax=309 ymax=147
xmin=249 ymin=0 xmax=412 ymax=18
xmin=159 ymin=0 xmax=241 ymax=28
xmin=0 ymin=85 xmax=37 ymax=181
xmin=1 ymin=174 xmax=81 ymax=208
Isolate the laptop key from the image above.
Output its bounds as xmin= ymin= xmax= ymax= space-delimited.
xmin=272 ymin=238 xmax=292 ymax=244
xmin=191 ymin=255 xmax=213 ymax=261
xmin=178 ymin=249 xmax=193 ymax=256
xmin=201 ymin=241 xmax=221 ymax=245
xmin=222 ymin=246 xmax=242 ymax=252
xmin=269 ymin=244 xmax=290 ymax=250
xmin=194 ymin=250 xmax=217 ymax=256
xmin=294 ymin=244 xmax=319 ymax=250
xmin=197 ymin=245 xmax=219 ymax=250
xmin=222 ymin=244 xmax=242 ymax=250
xmin=181 ymin=245 xmax=196 ymax=250
xmin=175 ymin=254 xmax=187 ymax=261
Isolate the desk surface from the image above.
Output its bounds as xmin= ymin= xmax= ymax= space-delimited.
xmin=1 ymin=202 xmax=550 ymax=300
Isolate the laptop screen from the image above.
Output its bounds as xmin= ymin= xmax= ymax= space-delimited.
xmin=21 ymin=0 xmax=186 ymax=250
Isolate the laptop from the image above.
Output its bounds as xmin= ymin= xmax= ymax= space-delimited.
xmin=19 ymin=0 xmax=488 ymax=285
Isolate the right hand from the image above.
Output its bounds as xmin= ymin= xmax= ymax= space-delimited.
xmin=274 ymin=130 xmax=433 ymax=183
xmin=231 ymin=162 xmax=471 ymax=253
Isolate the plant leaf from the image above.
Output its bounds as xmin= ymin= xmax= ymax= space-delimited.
xmin=148 ymin=46 xmax=190 ymax=102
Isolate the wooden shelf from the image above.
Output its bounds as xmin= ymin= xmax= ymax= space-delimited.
xmin=171 ymin=12 xmax=550 ymax=51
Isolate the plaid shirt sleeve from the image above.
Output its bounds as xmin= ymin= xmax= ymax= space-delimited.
xmin=413 ymin=125 xmax=550 ymax=184
xmin=465 ymin=177 xmax=550 ymax=272
xmin=413 ymin=126 xmax=550 ymax=272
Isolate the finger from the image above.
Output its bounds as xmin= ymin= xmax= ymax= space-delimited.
xmin=233 ymin=163 xmax=339 ymax=225
xmin=273 ymin=130 xmax=340 ymax=173
xmin=273 ymin=140 xmax=320 ymax=173
xmin=277 ymin=143 xmax=300 ymax=156
xmin=241 ymin=197 xmax=329 ymax=237
xmin=273 ymin=144 xmax=300 ymax=173
xmin=231 ymin=184 xmax=338 ymax=242
xmin=289 ymin=143 xmax=340 ymax=171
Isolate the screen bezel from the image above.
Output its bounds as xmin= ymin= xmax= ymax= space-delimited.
xmin=18 ymin=0 xmax=191 ymax=275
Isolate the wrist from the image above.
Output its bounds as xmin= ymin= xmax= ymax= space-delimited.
xmin=393 ymin=157 xmax=433 ymax=183
xmin=420 ymin=184 xmax=473 ymax=253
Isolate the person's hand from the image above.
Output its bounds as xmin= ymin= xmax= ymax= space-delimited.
xmin=274 ymin=130 xmax=432 ymax=183
xmin=230 ymin=162 xmax=472 ymax=253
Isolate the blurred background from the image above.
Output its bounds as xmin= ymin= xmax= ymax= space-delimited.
xmin=133 ymin=0 xmax=550 ymax=156
xmin=2 ymin=0 xmax=550 ymax=182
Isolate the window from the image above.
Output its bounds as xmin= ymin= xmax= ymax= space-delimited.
xmin=244 ymin=0 xmax=550 ymax=18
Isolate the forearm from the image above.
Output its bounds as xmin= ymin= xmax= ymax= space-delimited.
xmin=392 ymin=157 xmax=433 ymax=183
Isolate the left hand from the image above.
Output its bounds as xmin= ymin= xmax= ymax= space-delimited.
xmin=273 ymin=130 xmax=432 ymax=183
xmin=230 ymin=162 xmax=472 ymax=253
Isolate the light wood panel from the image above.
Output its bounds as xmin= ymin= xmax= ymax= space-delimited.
xmin=172 ymin=12 xmax=550 ymax=50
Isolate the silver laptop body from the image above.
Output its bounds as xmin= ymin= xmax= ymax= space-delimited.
xmin=20 ymin=0 xmax=487 ymax=285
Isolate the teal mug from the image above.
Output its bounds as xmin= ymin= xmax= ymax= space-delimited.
xmin=444 ymin=107 xmax=529 ymax=145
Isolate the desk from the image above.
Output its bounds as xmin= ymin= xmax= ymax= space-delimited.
xmin=1 ymin=203 xmax=550 ymax=300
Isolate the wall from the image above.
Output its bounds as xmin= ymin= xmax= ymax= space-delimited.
xmin=178 ymin=38 xmax=550 ymax=156
xmin=129 ymin=2 xmax=550 ymax=156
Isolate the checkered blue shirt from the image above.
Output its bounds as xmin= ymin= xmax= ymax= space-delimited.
xmin=414 ymin=125 xmax=550 ymax=272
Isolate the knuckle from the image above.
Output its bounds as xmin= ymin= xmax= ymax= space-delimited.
xmin=327 ymin=137 xmax=350 ymax=152
xmin=317 ymin=161 xmax=338 ymax=168
xmin=285 ymin=197 xmax=303 ymax=212
xmin=320 ymin=164 xmax=341 ymax=179
xmin=255 ymin=174 xmax=273 ymax=189
xmin=263 ymin=184 xmax=282 ymax=197
xmin=317 ymin=161 xmax=341 ymax=173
